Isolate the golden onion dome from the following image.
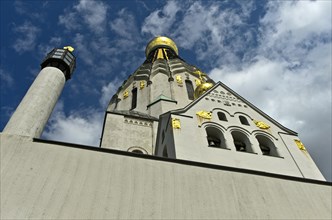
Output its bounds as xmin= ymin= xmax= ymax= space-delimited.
xmin=145 ymin=36 xmax=178 ymax=57
xmin=194 ymin=82 xmax=214 ymax=99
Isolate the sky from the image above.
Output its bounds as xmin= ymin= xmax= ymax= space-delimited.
xmin=0 ymin=0 xmax=331 ymax=181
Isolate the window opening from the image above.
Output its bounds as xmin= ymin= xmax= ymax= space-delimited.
xmin=185 ymin=80 xmax=194 ymax=100
xmin=131 ymin=87 xmax=137 ymax=109
xmin=232 ymin=131 xmax=252 ymax=153
xmin=207 ymin=136 xmax=221 ymax=147
xmin=256 ymin=135 xmax=279 ymax=156
xmin=217 ymin=112 xmax=227 ymax=121
xmin=132 ymin=149 xmax=143 ymax=154
xmin=206 ymin=127 xmax=226 ymax=148
xmin=260 ymin=145 xmax=270 ymax=155
xmin=234 ymin=141 xmax=246 ymax=151
xmin=239 ymin=115 xmax=249 ymax=125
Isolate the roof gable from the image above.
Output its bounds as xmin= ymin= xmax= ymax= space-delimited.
xmin=168 ymin=81 xmax=297 ymax=135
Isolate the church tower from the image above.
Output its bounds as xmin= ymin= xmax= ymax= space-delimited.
xmin=100 ymin=36 xmax=214 ymax=154
xmin=100 ymin=36 xmax=325 ymax=181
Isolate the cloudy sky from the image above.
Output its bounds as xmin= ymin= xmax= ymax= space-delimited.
xmin=0 ymin=0 xmax=331 ymax=181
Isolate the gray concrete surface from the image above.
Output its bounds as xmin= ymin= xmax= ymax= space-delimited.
xmin=3 ymin=67 xmax=66 ymax=138
xmin=1 ymin=133 xmax=331 ymax=219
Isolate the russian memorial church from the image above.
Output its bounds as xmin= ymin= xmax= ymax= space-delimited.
xmin=101 ymin=36 xmax=324 ymax=180
xmin=1 ymin=37 xmax=330 ymax=219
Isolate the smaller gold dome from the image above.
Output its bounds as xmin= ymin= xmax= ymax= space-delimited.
xmin=145 ymin=36 xmax=178 ymax=57
xmin=194 ymin=82 xmax=214 ymax=99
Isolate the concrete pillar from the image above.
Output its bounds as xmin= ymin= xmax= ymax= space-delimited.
xmin=3 ymin=48 xmax=76 ymax=138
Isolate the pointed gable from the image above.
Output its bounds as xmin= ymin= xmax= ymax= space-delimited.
xmin=168 ymin=81 xmax=297 ymax=135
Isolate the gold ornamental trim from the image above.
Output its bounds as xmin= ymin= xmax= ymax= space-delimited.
xmin=172 ymin=118 xmax=181 ymax=129
xmin=123 ymin=90 xmax=129 ymax=99
xmin=194 ymin=82 xmax=213 ymax=99
xmin=175 ymin=75 xmax=183 ymax=86
xmin=196 ymin=111 xmax=212 ymax=119
xmin=253 ymin=120 xmax=270 ymax=129
xmin=195 ymin=79 xmax=201 ymax=87
xmin=196 ymin=110 xmax=212 ymax=126
xmin=294 ymin=139 xmax=307 ymax=151
xmin=140 ymin=81 xmax=145 ymax=90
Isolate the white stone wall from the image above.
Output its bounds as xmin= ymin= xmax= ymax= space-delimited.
xmin=102 ymin=58 xmax=205 ymax=152
xmin=157 ymin=84 xmax=325 ymax=180
xmin=101 ymin=113 xmax=155 ymax=154
xmin=1 ymin=133 xmax=331 ymax=219
xmin=109 ymin=58 xmax=205 ymax=117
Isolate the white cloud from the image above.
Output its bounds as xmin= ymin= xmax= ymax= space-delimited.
xmin=209 ymin=0 xmax=331 ymax=180
xmin=259 ymin=1 xmax=332 ymax=63
xmin=37 ymin=36 xmax=63 ymax=57
xmin=166 ymin=1 xmax=256 ymax=67
xmin=59 ymin=0 xmax=108 ymax=33
xmin=73 ymin=33 xmax=94 ymax=66
xmin=100 ymin=78 xmax=122 ymax=108
xmin=14 ymin=0 xmax=27 ymax=14
xmin=49 ymin=36 xmax=62 ymax=45
xmin=261 ymin=1 xmax=331 ymax=41
xmin=13 ymin=21 xmax=40 ymax=53
xmin=0 ymin=69 xmax=14 ymax=88
xmin=58 ymin=11 xmax=81 ymax=31
xmin=42 ymin=101 xmax=103 ymax=146
xmin=13 ymin=0 xmax=43 ymax=19
xmin=75 ymin=0 xmax=108 ymax=33
xmin=110 ymin=9 xmax=139 ymax=41
xmin=141 ymin=1 xmax=180 ymax=36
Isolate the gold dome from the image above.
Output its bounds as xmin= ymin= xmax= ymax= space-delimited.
xmin=145 ymin=36 xmax=178 ymax=57
xmin=194 ymin=82 xmax=214 ymax=99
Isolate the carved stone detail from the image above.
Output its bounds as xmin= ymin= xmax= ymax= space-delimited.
xmin=124 ymin=118 xmax=152 ymax=127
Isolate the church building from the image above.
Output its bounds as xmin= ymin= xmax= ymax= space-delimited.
xmin=1 ymin=37 xmax=331 ymax=219
xmin=101 ymin=36 xmax=324 ymax=180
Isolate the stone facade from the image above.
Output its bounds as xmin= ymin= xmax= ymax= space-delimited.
xmin=155 ymin=82 xmax=325 ymax=180
xmin=101 ymin=36 xmax=325 ymax=181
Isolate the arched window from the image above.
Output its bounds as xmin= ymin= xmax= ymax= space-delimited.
xmin=239 ymin=115 xmax=249 ymax=125
xmin=132 ymin=149 xmax=143 ymax=154
xmin=206 ymin=127 xmax=226 ymax=148
xmin=128 ymin=146 xmax=148 ymax=154
xmin=185 ymin=80 xmax=194 ymax=100
xmin=131 ymin=87 xmax=137 ymax=109
xmin=217 ymin=112 xmax=227 ymax=121
xmin=231 ymin=131 xmax=253 ymax=153
xmin=256 ymin=135 xmax=279 ymax=156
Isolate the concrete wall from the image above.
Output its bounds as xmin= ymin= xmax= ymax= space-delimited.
xmin=1 ymin=133 xmax=331 ymax=219
xmin=100 ymin=113 xmax=155 ymax=154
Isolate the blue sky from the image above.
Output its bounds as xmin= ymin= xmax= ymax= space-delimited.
xmin=0 ymin=0 xmax=331 ymax=181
